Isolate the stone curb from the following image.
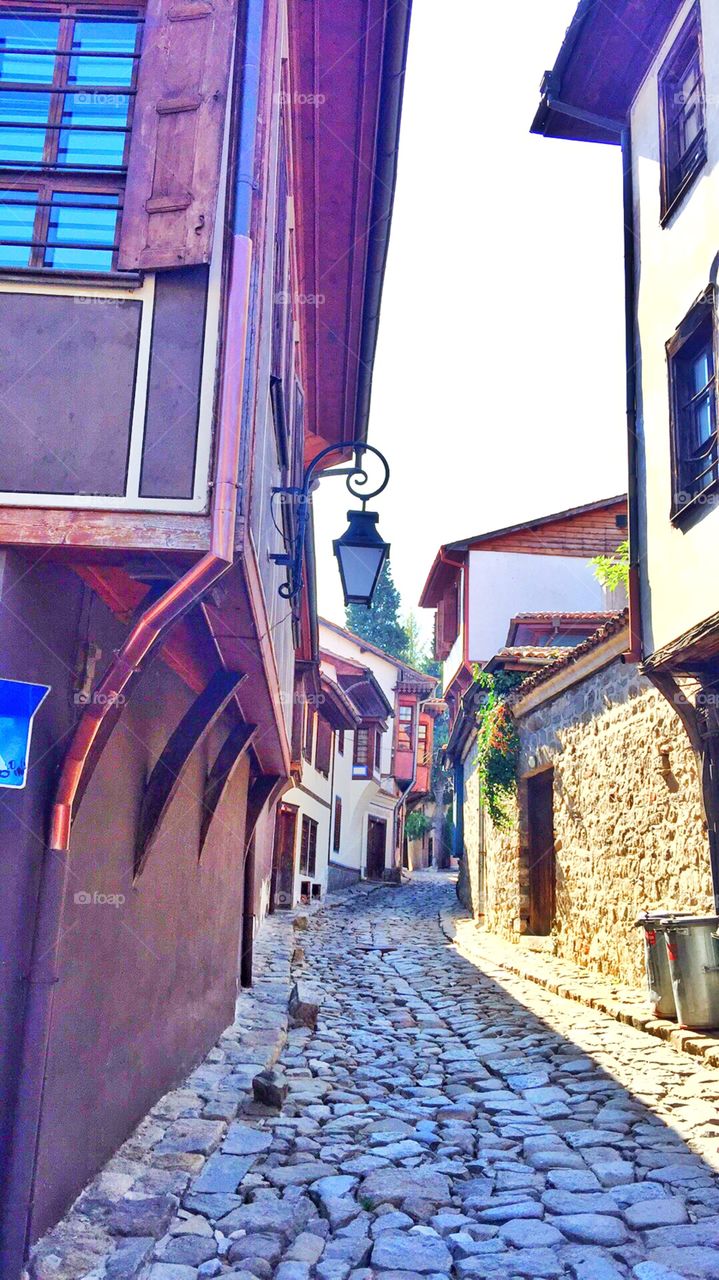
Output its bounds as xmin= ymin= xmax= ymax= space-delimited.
xmin=27 ymin=877 xmax=391 ymax=1280
xmin=439 ymin=901 xmax=719 ymax=1069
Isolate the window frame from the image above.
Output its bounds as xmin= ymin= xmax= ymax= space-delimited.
xmin=353 ymin=726 xmax=371 ymax=777
xmin=667 ymin=285 xmax=719 ymax=524
xmin=315 ymin=714 xmax=332 ymax=778
xmin=333 ymin=795 xmax=342 ymax=853
xmin=658 ymin=3 xmax=707 ymax=226
xmin=299 ymin=814 xmax=317 ymax=878
xmin=417 ymin=720 xmax=429 ymax=766
xmin=0 ymin=1 xmax=145 ymax=279
xmin=303 ymin=706 xmax=315 ymax=764
xmin=396 ymin=702 xmax=414 ymax=752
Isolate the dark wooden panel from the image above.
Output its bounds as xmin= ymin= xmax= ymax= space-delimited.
xmin=0 ymin=293 xmax=142 ymax=496
xmin=135 ymin=669 xmax=245 ymax=877
xmin=199 ymin=721 xmax=257 ymax=855
xmin=140 ymin=267 xmax=209 ymax=499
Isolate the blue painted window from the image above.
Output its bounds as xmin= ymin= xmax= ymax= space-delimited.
xmin=0 ymin=8 xmax=141 ymax=272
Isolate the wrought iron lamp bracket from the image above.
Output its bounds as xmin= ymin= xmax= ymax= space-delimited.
xmin=270 ymin=440 xmax=390 ymax=602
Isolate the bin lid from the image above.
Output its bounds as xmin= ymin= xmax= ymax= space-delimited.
xmin=664 ymin=915 xmax=719 ymax=929
xmin=634 ymin=912 xmax=678 ymax=928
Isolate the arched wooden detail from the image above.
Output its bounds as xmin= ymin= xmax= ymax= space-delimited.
xmin=199 ymin=721 xmax=257 ymax=857
xmin=134 ymin=669 xmax=246 ymax=878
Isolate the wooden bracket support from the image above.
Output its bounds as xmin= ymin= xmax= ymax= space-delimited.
xmin=199 ymin=721 xmax=257 ymax=857
xmin=135 ymin=668 xmax=246 ymax=878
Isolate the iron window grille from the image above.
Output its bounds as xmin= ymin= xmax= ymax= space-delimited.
xmin=658 ymin=4 xmax=707 ymax=224
xmin=667 ymin=286 xmax=719 ymax=522
xmin=0 ymin=3 xmax=143 ymax=274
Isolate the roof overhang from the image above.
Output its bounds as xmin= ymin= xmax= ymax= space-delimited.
xmin=337 ymin=670 xmax=393 ymax=722
xmin=319 ymin=674 xmax=361 ymax=730
xmin=419 ymin=548 xmax=465 ymax=609
xmin=530 ymin=0 xmax=683 ymax=144
xmin=291 ymin=0 xmax=412 ymax=460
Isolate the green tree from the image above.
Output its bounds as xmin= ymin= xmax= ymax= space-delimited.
xmin=346 ymin=560 xmax=409 ymax=661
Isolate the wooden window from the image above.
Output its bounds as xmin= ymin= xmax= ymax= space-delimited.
xmin=303 ymin=707 xmax=315 ymax=763
xmin=353 ymin=727 xmax=370 ymax=774
xmin=333 ymin=796 xmax=342 ymax=853
xmin=659 ymin=5 xmax=706 ymax=224
xmin=337 ymin=729 xmax=345 ymax=755
xmin=397 ymin=703 xmax=414 ymax=751
xmin=315 ymin=715 xmax=332 ymax=777
xmin=374 ymin=727 xmax=382 ymax=772
xmin=417 ymin=720 xmax=429 ymax=765
xmin=668 ymin=288 xmax=718 ymax=521
xmin=0 ymin=5 xmax=143 ymax=273
xmin=299 ymin=814 xmax=317 ymax=878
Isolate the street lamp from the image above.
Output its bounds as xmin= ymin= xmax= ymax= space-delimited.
xmin=333 ymin=509 xmax=389 ymax=607
xmin=271 ymin=440 xmax=390 ymax=608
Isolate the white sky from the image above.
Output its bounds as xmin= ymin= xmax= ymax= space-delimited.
xmin=315 ymin=0 xmax=628 ymax=643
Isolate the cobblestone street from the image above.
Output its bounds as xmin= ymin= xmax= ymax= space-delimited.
xmin=33 ymin=874 xmax=719 ymax=1280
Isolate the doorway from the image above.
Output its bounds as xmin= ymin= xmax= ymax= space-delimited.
xmin=366 ymin=816 xmax=387 ymax=880
xmin=270 ymin=803 xmax=298 ymax=910
xmin=526 ymin=770 xmax=555 ymax=935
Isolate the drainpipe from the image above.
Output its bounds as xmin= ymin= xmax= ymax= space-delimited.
xmin=1 ymin=3 xmax=262 ymax=1273
xmin=545 ymin=96 xmax=642 ymax=662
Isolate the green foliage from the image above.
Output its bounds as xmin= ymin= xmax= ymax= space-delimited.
xmin=474 ymin=668 xmax=524 ymax=831
xmin=405 ymin=810 xmax=432 ymax=842
xmin=591 ymin=540 xmax=629 ymax=592
xmin=443 ymin=810 xmax=455 ymax=858
xmin=346 ymin=561 xmax=410 ymax=661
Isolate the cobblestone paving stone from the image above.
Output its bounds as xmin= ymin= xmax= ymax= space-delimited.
xmin=31 ymin=873 xmax=719 ymax=1280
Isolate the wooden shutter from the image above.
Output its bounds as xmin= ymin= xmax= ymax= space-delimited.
xmin=333 ymin=797 xmax=342 ymax=852
xmin=119 ymin=0 xmax=238 ymax=270
xmin=315 ymin=716 xmax=332 ymax=776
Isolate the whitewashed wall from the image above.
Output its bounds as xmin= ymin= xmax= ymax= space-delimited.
xmin=466 ymin=551 xmax=606 ymax=664
xmin=631 ymin=0 xmax=719 ymax=655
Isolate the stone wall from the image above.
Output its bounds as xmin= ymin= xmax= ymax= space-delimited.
xmin=478 ymin=657 xmax=711 ymax=988
xmin=327 ymin=862 xmax=361 ymax=892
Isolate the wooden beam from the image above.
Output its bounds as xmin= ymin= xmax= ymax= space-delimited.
xmin=199 ymin=721 xmax=257 ymax=857
xmin=135 ymin=669 xmax=246 ymax=878
xmin=244 ymin=773 xmax=284 ymax=853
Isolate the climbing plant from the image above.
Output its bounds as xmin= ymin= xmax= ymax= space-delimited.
xmin=474 ymin=668 xmax=524 ymax=831
xmin=590 ymin=540 xmax=629 ymax=592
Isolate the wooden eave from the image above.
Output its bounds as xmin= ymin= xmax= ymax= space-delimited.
xmin=531 ymin=0 xmax=683 ymax=143
xmin=290 ymin=0 xmax=412 ymax=459
xmin=0 ymin=508 xmax=211 ymax=555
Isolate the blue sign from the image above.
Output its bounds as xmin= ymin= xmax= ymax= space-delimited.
xmin=0 ymin=679 xmax=50 ymax=789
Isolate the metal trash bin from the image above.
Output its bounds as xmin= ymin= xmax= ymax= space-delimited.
xmin=635 ymin=913 xmax=676 ymax=1019
xmin=664 ymin=915 xmax=719 ymax=1029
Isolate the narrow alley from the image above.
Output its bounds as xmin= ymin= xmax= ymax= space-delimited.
xmin=35 ymin=875 xmax=719 ymax=1280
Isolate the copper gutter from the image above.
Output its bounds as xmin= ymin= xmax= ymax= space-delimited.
xmin=1 ymin=10 xmax=257 ymax=1270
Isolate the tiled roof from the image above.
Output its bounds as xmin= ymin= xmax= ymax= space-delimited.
xmin=508 ymin=610 xmax=629 ymax=702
